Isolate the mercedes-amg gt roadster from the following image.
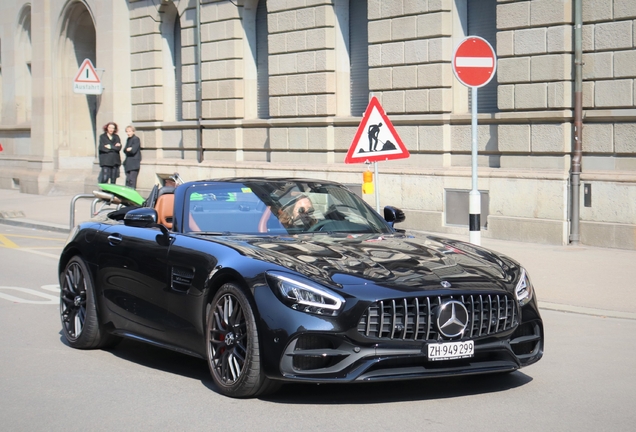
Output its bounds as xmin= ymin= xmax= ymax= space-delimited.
xmin=59 ymin=178 xmax=543 ymax=397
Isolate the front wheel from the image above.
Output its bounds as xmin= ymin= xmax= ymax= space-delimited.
xmin=60 ymin=256 xmax=119 ymax=349
xmin=206 ymin=283 xmax=280 ymax=398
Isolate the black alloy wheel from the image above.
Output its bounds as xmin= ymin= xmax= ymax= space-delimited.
xmin=206 ymin=283 xmax=279 ymax=398
xmin=60 ymin=259 xmax=87 ymax=342
xmin=60 ymin=256 xmax=119 ymax=349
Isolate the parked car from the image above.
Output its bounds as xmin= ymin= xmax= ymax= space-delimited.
xmin=59 ymin=177 xmax=543 ymax=398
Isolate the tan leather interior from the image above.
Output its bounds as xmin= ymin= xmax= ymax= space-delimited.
xmin=155 ymin=193 xmax=174 ymax=229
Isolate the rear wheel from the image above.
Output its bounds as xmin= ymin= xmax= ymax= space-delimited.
xmin=206 ymin=283 xmax=280 ymax=398
xmin=60 ymin=256 xmax=119 ymax=349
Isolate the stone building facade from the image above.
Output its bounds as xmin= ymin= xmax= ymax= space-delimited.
xmin=1 ymin=0 xmax=635 ymax=249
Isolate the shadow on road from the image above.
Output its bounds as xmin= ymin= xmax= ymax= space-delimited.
xmin=65 ymin=335 xmax=533 ymax=404
xmin=263 ymin=372 xmax=532 ymax=404
xmin=101 ymin=338 xmax=211 ymax=381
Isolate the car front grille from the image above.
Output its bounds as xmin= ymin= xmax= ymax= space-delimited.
xmin=357 ymin=294 xmax=518 ymax=341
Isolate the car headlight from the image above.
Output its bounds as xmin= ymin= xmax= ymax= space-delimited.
xmin=266 ymin=272 xmax=345 ymax=316
xmin=515 ymin=268 xmax=534 ymax=306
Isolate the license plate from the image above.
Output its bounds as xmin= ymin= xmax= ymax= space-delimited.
xmin=427 ymin=340 xmax=474 ymax=361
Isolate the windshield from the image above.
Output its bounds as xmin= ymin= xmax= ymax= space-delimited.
xmin=183 ymin=180 xmax=393 ymax=235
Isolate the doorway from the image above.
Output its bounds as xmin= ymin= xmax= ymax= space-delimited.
xmin=57 ymin=2 xmax=97 ymax=166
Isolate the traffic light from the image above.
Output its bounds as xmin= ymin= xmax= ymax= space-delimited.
xmin=362 ymin=169 xmax=374 ymax=194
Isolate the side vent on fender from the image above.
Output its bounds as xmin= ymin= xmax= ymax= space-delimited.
xmin=171 ymin=267 xmax=195 ymax=291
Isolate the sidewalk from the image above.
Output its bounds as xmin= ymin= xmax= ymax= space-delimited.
xmin=0 ymin=188 xmax=95 ymax=233
xmin=1 ymin=188 xmax=634 ymax=319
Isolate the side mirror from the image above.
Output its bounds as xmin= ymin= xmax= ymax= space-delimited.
xmin=124 ymin=207 xmax=172 ymax=245
xmin=124 ymin=207 xmax=158 ymax=227
xmin=383 ymin=206 xmax=406 ymax=225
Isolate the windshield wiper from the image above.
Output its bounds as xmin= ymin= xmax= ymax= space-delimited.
xmin=191 ymin=231 xmax=234 ymax=236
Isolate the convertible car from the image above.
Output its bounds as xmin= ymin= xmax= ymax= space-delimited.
xmin=59 ymin=178 xmax=543 ymax=398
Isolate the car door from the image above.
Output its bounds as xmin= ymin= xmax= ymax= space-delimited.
xmin=96 ymin=222 xmax=173 ymax=339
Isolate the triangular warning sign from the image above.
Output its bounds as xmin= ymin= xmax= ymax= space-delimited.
xmin=74 ymin=59 xmax=100 ymax=84
xmin=73 ymin=59 xmax=103 ymax=95
xmin=345 ymin=96 xmax=410 ymax=164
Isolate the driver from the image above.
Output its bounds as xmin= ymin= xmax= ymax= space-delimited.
xmin=279 ymin=195 xmax=317 ymax=229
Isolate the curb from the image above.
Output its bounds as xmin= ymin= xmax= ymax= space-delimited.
xmin=539 ymin=301 xmax=636 ymax=320
xmin=0 ymin=218 xmax=70 ymax=234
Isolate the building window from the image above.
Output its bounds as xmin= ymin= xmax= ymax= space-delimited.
xmin=349 ymin=0 xmax=369 ymax=116
xmin=467 ymin=0 xmax=497 ymax=113
xmin=335 ymin=0 xmax=369 ymax=117
xmin=174 ymin=17 xmax=182 ymax=121
xmin=256 ymin=0 xmax=269 ymax=119
xmin=161 ymin=2 xmax=182 ymax=121
xmin=334 ymin=0 xmax=350 ymax=116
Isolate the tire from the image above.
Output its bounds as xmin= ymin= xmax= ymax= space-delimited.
xmin=60 ymin=256 xmax=119 ymax=349
xmin=206 ymin=283 xmax=281 ymax=398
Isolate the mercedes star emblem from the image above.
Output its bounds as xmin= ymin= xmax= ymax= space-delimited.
xmin=437 ymin=300 xmax=469 ymax=338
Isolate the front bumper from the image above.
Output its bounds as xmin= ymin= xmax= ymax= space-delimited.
xmin=277 ymin=318 xmax=543 ymax=382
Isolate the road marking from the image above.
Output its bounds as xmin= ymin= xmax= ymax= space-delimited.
xmin=11 ymin=248 xmax=60 ymax=259
xmin=0 ymin=232 xmax=64 ymax=256
xmin=41 ymin=284 xmax=61 ymax=292
xmin=0 ymin=286 xmax=58 ymax=304
xmin=539 ymin=301 xmax=636 ymax=321
xmin=0 ymin=234 xmax=18 ymax=248
xmin=0 ymin=233 xmax=65 ymax=241
xmin=16 ymin=246 xmax=64 ymax=249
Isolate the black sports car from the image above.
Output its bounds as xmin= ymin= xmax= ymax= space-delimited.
xmin=59 ymin=178 xmax=543 ymax=398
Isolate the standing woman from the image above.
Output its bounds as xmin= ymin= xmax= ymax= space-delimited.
xmin=123 ymin=125 xmax=142 ymax=189
xmin=98 ymin=122 xmax=122 ymax=184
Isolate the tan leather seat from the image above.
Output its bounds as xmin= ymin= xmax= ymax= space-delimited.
xmin=155 ymin=193 xmax=174 ymax=229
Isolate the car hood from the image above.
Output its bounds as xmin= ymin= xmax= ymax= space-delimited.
xmin=216 ymin=234 xmax=518 ymax=294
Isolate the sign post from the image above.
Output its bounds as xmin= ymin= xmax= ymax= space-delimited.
xmin=345 ymin=96 xmax=410 ymax=212
xmin=452 ymin=36 xmax=497 ymax=245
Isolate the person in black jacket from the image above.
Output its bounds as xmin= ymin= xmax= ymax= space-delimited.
xmin=123 ymin=125 xmax=142 ymax=189
xmin=98 ymin=122 xmax=122 ymax=184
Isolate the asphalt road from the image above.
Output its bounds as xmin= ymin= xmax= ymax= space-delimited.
xmin=1 ymin=224 xmax=635 ymax=431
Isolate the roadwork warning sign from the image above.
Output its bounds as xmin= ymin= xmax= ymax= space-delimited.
xmin=345 ymin=96 xmax=409 ymax=164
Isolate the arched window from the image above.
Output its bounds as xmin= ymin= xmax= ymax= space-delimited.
xmin=17 ymin=6 xmax=32 ymax=123
xmin=161 ymin=2 xmax=182 ymax=121
xmin=58 ymin=1 xmax=97 ymax=156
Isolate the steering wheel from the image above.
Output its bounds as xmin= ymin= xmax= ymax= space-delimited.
xmin=307 ymin=219 xmax=335 ymax=232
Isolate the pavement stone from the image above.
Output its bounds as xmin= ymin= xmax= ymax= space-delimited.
xmin=0 ymin=188 xmax=634 ymax=319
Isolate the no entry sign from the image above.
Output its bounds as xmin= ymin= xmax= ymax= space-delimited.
xmin=452 ymin=36 xmax=497 ymax=88
xmin=452 ymin=36 xmax=498 ymax=246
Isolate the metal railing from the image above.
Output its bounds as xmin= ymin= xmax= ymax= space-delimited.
xmin=69 ymin=194 xmax=105 ymax=229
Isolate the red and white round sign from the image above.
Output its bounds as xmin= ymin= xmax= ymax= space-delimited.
xmin=452 ymin=36 xmax=497 ymax=88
